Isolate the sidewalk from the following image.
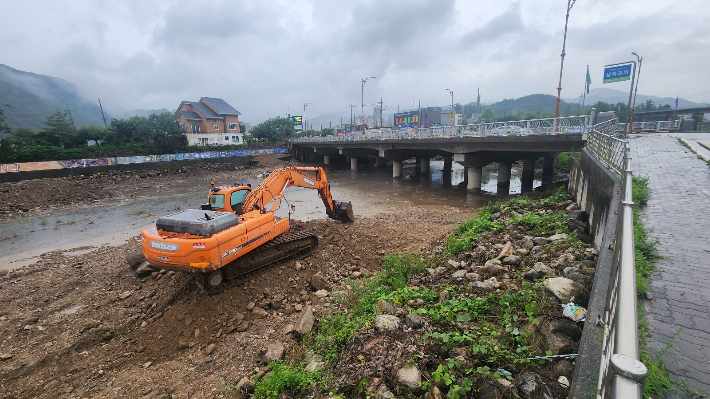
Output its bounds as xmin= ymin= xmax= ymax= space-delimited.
xmin=629 ymin=134 xmax=710 ymax=394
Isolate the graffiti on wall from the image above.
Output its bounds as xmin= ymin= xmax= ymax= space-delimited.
xmin=0 ymin=148 xmax=289 ymax=173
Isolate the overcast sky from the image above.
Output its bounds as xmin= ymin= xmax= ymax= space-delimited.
xmin=2 ymin=0 xmax=709 ymax=124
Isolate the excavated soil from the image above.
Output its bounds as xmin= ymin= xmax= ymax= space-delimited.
xmin=0 ymin=154 xmax=476 ymax=399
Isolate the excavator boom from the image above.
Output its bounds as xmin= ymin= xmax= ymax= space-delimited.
xmin=243 ymin=166 xmax=354 ymax=223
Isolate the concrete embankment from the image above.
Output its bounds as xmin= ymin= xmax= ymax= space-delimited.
xmin=567 ymin=148 xmax=622 ymax=398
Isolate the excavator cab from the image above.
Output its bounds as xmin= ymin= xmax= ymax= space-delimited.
xmin=203 ymin=186 xmax=252 ymax=214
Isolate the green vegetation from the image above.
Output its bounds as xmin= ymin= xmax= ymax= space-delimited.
xmin=631 ymin=176 xmax=659 ymax=295
xmin=555 ymin=152 xmax=580 ymax=170
xmin=252 ymin=187 xmax=581 ymax=398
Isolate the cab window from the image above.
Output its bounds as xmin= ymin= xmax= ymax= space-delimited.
xmin=230 ymin=189 xmax=250 ymax=206
xmin=209 ymin=194 xmax=225 ymax=209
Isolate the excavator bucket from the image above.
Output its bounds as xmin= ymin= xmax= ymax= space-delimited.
xmin=333 ymin=201 xmax=355 ymax=223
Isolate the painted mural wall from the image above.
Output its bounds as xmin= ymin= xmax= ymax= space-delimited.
xmin=0 ymin=148 xmax=288 ymax=173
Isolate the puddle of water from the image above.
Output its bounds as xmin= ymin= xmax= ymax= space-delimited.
xmin=56 ymin=305 xmax=83 ymax=316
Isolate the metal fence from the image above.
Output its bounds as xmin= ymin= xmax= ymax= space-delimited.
xmin=291 ymin=115 xmax=590 ymax=143
xmin=586 ymin=119 xmax=627 ymax=173
xmin=587 ymin=119 xmax=648 ymax=398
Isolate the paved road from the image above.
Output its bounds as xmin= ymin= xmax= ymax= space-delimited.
xmin=629 ymin=134 xmax=710 ymax=395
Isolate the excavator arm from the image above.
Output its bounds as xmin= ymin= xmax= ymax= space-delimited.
xmin=242 ymin=166 xmax=354 ymax=222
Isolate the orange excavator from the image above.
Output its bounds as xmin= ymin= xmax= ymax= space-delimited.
xmin=140 ymin=166 xmax=354 ymax=289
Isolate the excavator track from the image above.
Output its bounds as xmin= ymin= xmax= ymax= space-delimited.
xmin=196 ymin=230 xmax=318 ymax=295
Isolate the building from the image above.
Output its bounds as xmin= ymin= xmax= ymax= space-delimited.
xmin=175 ymin=97 xmax=243 ymax=146
xmin=394 ymin=107 xmax=442 ymax=128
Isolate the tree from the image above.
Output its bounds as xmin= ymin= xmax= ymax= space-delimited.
xmin=0 ymin=104 xmax=10 ymax=136
xmin=478 ymin=107 xmax=496 ymax=123
xmin=148 ymin=112 xmax=184 ymax=145
xmin=42 ymin=110 xmax=76 ymax=148
xmin=250 ymin=117 xmax=296 ymax=142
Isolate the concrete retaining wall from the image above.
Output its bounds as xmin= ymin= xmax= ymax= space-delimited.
xmin=567 ymin=148 xmax=622 ymax=398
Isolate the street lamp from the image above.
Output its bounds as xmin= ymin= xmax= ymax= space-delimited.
xmin=554 ymin=0 xmax=576 ymax=127
xmin=445 ymin=88 xmax=454 ymax=126
xmin=303 ymin=103 xmax=310 ymax=137
xmin=361 ymin=77 xmax=376 ymax=131
xmin=628 ymin=52 xmax=643 ymax=134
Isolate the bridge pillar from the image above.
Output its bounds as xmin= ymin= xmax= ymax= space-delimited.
xmin=393 ymin=161 xmax=403 ymax=178
xmin=323 ymin=155 xmax=330 ymax=166
xmin=467 ymin=166 xmax=482 ymax=192
xmin=497 ymin=161 xmax=512 ymax=195
xmin=350 ymin=157 xmax=358 ymax=171
xmin=443 ymin=156 xmax=453 ymax=173
xmin=419 ymin=158 xmax=430 ymax=174
xmin=542 ymin=155 xmax=555 ymax=184
xmin=522 ymin=159 xmax=535 ymax=192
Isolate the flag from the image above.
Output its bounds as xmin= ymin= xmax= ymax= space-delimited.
xmin=586 ymin=66 xmax=591 ymax=94
xmin=675 ymin=96 xmax=679 ymax=109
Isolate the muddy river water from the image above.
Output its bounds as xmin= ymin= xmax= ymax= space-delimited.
xmin=0 ymin=161 xmax=549 ymax=270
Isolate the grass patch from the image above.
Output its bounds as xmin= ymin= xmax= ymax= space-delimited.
xmin=631 ymin=176 xmax=660 ymax=296
xmin=555 ymin=151 xmax=580 ymax=169
xmin=678 ymin=137 xmax=710 ymax=168
xmin=252 ymin=361 xmax=326 ymax=399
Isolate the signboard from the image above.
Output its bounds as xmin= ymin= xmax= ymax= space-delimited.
xmin=292 ymin=115 xmax=302 ymax=126
xmin=603 ymin=64 xmax=632 ymax=84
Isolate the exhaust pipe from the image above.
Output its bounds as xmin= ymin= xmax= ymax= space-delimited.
xmin=333 ymin=201 xmax=355 ymax=223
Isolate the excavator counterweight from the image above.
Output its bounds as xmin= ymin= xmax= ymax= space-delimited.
xmin=140 ymin=167 xmax=352 ymax=289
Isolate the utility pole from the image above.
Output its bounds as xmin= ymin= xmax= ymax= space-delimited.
xmin=303 ymin=103 xmax=310 ymax=136
xmin=445 ymin=89 xmax=454 ymax=126
xmin=380 ymin=97 xmax=383 ymax=128
xmin=348 ymin=105 xmax=357 ymax=130
xmin=554 ymin=0 xmax=576 ymax=129
xmin=361 ymin=77 xmax=375 ymax=131
xmin=628 ymin=53 xmax=643 ymax=134
xmin=98 ymin=99 xmax=108 ymax=128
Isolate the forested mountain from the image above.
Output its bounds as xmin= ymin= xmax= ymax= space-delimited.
xmin=0 ymin=64 xmax=107 ymax=130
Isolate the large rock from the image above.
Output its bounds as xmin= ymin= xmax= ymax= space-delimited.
xmin=498 ymin=241 xmax=514 ymax=258
xmin=502 ymin=255 xmax=522 ymax=266
xmin=553 ymin=359 xmax=575 ymax=377
xmin=424 ymin=386 xmax=443 ymax=399
xmin=376 ymin=299 xmax=395 ymax=315
xmin=395 ymin=365 xmax=422 ymax=392
xmin=293 ymin=305 xmax=315 ymax=339
xmin=404 ymin=314 xmax=423 ymax=329
xmin=543 ymin=277 xmax=590 ymax=306
xmin=374 ymin=315 xmax=400 ymax=331
xmin=310 ymin=275 xmax=331 ymax=291
xmin=515 ymin=372 xmax=552 ymax=399
xmin=263 ymin=342 xmax=285 ymax=363
xmin=126 ymin=251 xmax=147 ymax=270
xmin=477 ymin=260 xmax=507 ymax=277
xmin=563 ymin=267 xmax=592 ymax=288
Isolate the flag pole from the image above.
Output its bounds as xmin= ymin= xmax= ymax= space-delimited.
xmin=582 ymin=65 xmax=588 ymax=111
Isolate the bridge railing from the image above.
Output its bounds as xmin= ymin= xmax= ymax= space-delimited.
xmin=586 ymin=118 xmax=647 ymax=398
xmin=291 ymin=115 xmax=590 ymax=142
xmin=586 ymin=119 xmax=627 ymax=173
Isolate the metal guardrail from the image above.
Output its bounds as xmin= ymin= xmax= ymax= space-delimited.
xmin=587 ymin=119 xmax=647 ymax=398
xmin=586 ymin=119 xmax=627 ymax=173
xmin=292 ymin=116 xmax=589 ymax=142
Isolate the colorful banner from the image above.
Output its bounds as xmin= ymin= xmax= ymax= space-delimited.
xmin=1 ymin=148 xmax=288 ymax=173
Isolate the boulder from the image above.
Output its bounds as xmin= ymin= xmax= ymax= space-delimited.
xmin=374 ymin=315 xmax=400 ymax=331
xmin=532 ymin=237 xmax=549 ymax=246
xmin=135 ymin=262 xmax=157 ymax=277
xmin=252 ymin=307 xmax=268 ymax=318
xmin=263 ymin=341 xmax=285 ymax=363
xmin=395 ymin=365 xmax=422 ymax=392
xmin=515 ymin=372 xmax=552 ymax=399
xmin=543 ymin=277 xmax=590 ymax=305
xmin=376 ymin=299 xmax=395 ymax=315
xmin=293 ymin=305 xmax=315 ymax=339
xmin=482 ymin=277 xmax=500 ymax=290
xmin=553 ymin=359 xmax=575 ymax=377
xmin=552 ymin=253 xmax=575 ymax=270
xmin=502 ymin=255 xmax=521 ymax=266
xmin=235 ymin=376 xmax=255 ymax=393
xmin=404 ymin=314 xmax=423 ymax=329
xmin=498 ymin=241 xmax=514 ymax=258
xmin=563 ymin=267 xmax=592 ymax=288
xmin=310 ymin=275 xmax=331 ymax=291
xmin=126 ymin=251 xmax=147 ymax=270
xmin=438 ymin=290 xmax=451 ymax=303
xmin=452 ymin=270 xmax=467 ymax=278
xmin=521 ymin=238 xmax=534 ymax=249
xmin=548 ymin=233 xmax=568 ymax=242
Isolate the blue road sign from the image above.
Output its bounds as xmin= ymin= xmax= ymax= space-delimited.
xmin=603 ymin=64 xmax=633 ymax=84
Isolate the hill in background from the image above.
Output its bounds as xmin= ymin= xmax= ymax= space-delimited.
xmin=0 ymin=64 xmax=168 ymax=131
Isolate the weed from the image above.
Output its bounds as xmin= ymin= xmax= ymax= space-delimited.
xmin=129 ymin=209 xmax=148 ymax=216
xmin=511 ymin=211 xmax=568 ymax=236
xmin=632 ymin=175 xmax=650 ymax=206
xmin=446 ymin=209 xmax=503 ymax=254
xmin=39 ymin=218 xmax=47 ymax=226
xmin=253 ymin=361 xmax=324 ymax=399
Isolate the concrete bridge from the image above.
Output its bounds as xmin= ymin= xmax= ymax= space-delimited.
xmin=291 ymin=133 xmax=585 ymax=194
